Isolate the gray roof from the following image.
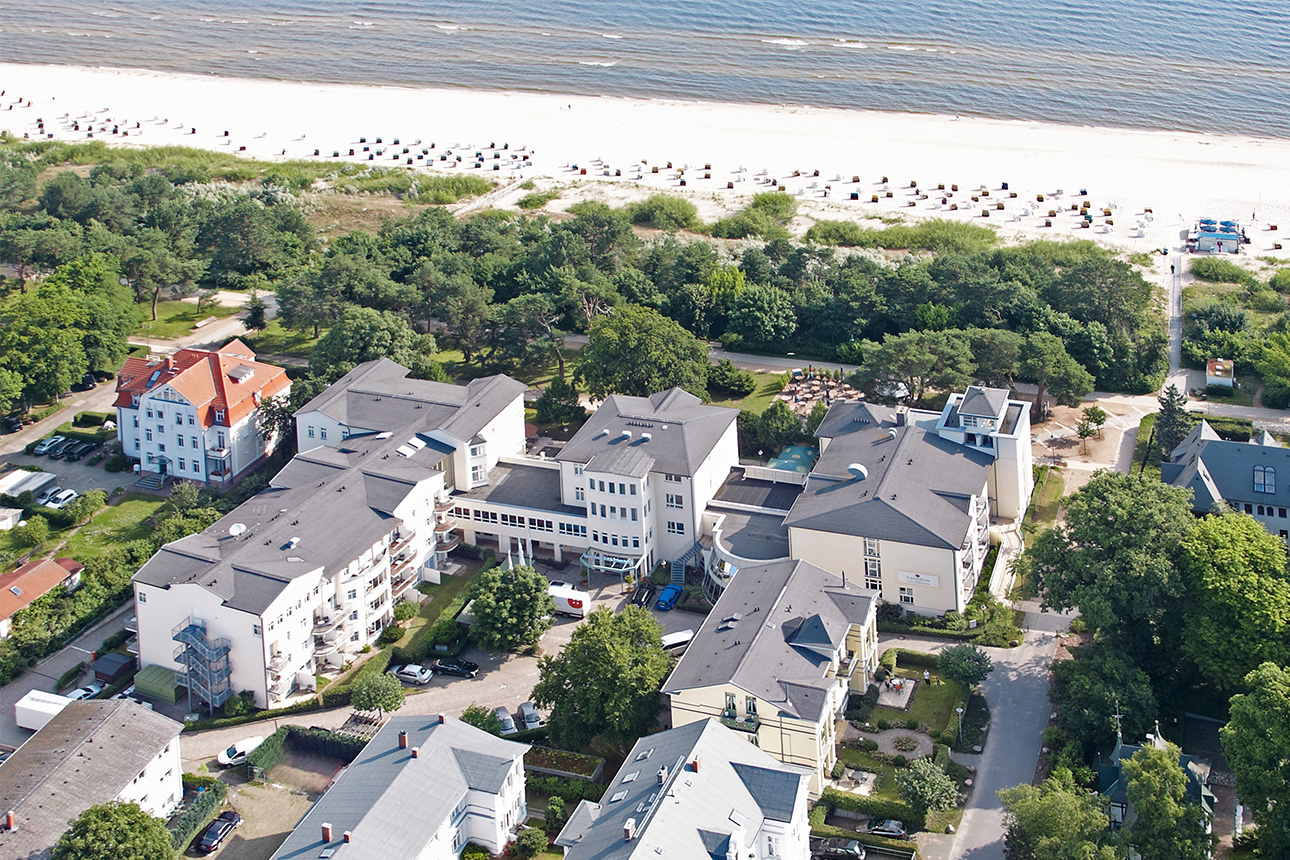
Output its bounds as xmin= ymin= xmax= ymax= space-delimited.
xmin=957 ymin=386 xmax=1009 ymax=419
xmin=459 ymin=461 xmax=586 ymax=517
xmin=784 ymin=402 xmax=992 ymax=549
xmin=557 ymin=389 xmax=736 ymax=477
xmin=663 ymin=560 xmax=875 ymax=722
xmin=0 ymin=700 xmax=182 ymax=860
xmin=555 ymin=720 xmax=810 ymax=860
xmin=1162 ymin=420 xmax=1290 ymax=512
xmin=713 ymin=471 xmax=803 ymax=511
xmin=710 ymin=507 xmax=791 ymax=562
xmin=270 ymin=715 xmax=528 ymax=860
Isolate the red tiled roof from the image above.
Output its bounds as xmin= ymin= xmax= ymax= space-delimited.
xmin=0 ymin=558 xmax=83 ymax=621
xmin=114 ymin=341 xmax=290 ymax=428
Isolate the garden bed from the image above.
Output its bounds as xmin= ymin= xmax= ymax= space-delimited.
xmin=525 ymin=746 xmax=604 ymax=781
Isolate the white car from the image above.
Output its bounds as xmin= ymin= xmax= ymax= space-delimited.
xmin=217 ymin=736 xmax=265 ymax=767
xmin=548 ymin=580 xmax=575 ymax=591
xmin=66 ymin=682 xmax=104 ymax=701
xmin=112 ymin=684 xmax=153 ymax=709
xmin=393 ymin=664 xmax=434 ymax=685
xmin=35 ymin=485 xmax=64 ymax=506
xmin=47 ymin=489 xmax=79 ymax=510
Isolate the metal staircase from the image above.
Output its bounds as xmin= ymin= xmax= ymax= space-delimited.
xmin=172 ymin=617 xmax=233 ymax=711
xmin=671 ymin=542 xmax=702 ymax=585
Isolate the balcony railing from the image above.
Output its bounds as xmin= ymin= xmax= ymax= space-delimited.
xmin=125 ymin=636 xmax=139 ymax=656
xmin=125 ymin=616 xmax=137 ymax=633
xmin=313 ymin=614 xmax=343 ymax=633
xmin=434 ymin=517 xmax=457 ymax=535
xmin=719 ymin=712 xmax=761 ymax=733
xmin=269 ymin=652 xmax=289 ymax=671
xmin=434 ymin=497 xmax=456 ymax=513
xmin=392 ymin=576 xmax=417 ymax=599
xmin=437 ymin=534 xmax=460 ymax=552
xmin=313 ymin=637 xmax=341 ymax=656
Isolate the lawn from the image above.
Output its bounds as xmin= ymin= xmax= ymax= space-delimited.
xmin=62 ymin=494 xmax=166 ymax=560
xmin=836 ymin=747 xmax=900 ymax=802
xmin=136 ymin=301 xmax=239 ymax=340
xmin=1022 ymin=464 xmax=1066 ymax=539
xmin=1131 ymin=413 xmax=1162 ymax=480
xmin=244 ymin=318 xmax=324 ymax=360
xmin=870 ymin=667 xmax=966 ymax=735
xmin=708 ymin=371 xmax=789 ymax=414
xmin=384 ymin=557 xmax=486 ymax=651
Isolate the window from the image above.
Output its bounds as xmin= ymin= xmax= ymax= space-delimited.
xmin=317 ymin=427 xmax=325 ymax=440
xmin=608 ymin=482 xmax=616 ymax=495
xmin=252 ymin=623 xmax=261 ymax=637
xmin=308 ymin=426 xmax=315 ymax=438
xmin=666 ymin=494 xmax=683 ymax=509
xmin=133 ymin=416 xmax=139 ymax=428
xmin=666 ymin=521 xmax=685 ymax=535
xmin=531 ymin=519 xmax=553 ymax=533
xmin=574 ymin=465 xmax=583 ymax=476
xmin=1255 ymin=466 xmax=1276 ymax=494
xmin=188 ymin=415 xmax=195 ymax=425
xmin=158 ymin=443 xmax=165 ymax=453
xmin=619 ymin=483 xmax=626 ymax=495
xmin=145 ymin=429 xmax=153 ymax=441
xmin=631 ymin=507 xmax=638 ymax=522
xmin=501 ymin=513 xmax=525 ymax=528
xmin=1246 ymin=503 xmax=1254 ymax=514
xmin=214 ymin=409 xmax=225 ymax=423
xmin=131 ymin=395 xmax=139 ymax=407
xmin=864 ymin=558 xmax=881 ymax=592
xmin=176 ymin=414 xmax=183 ymax=425
xmin=899 ymin=586 xmax=915 ymax=605
xmin=609 ymin=505 xmax=618 ymax=521
xmin=598 ymin=480 xmax=605 ymax=492
xmin=470 ymin=444 xmax=485 ymax=458
xmin=471 ymin=464 xmax=488 ymax=483
xmin=864 ymin=538 xmax=879 ymax=557
xmin=1281 ymin=508 xmax=1287 ymax=518
xmin=600 ymin=504 xmax=607 ymax=517
xmin=725 ymin=692 xmax=736 ymax=711
xmin=746 ymin=696 xmax=757 ymax=715
xmin=348 ymin=589 xmax=358 ymax=600
xmin=192 ymin=437 xmax=199 ymax=448
xmin=473 ymin=509 xmax=498 ymax=524
xmin=178 ymin=458 xmax=186 ymax=471
xmin=665 ymin=473 xmax=682 ymax=483
xmin=575 ymin=487 xmax=584 ymax=501
xmin=134 ymin=439 xmax=140 ymax=450
xmin=349 ymin=610 xmax=358 ymax=620
xmin=146 ymin=408 xmax=153 ymax=419
xmin=350 ymin=632 xmax=360 ymax=642
xmin=632 ymin=536 xmax=640 ymax=548
xmin=137 ymin=591 xmax=146 ymax=603
xmin=156 ymin=410 xmax=164 ymax=420
xmin=559 ymin=523 xmax=586 ymax=537
xmin=217 ymin=431 xmax=226 ymax=448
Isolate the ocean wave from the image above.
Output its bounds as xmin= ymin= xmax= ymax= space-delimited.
xmin=761 ymin=38 xmax=808 ymax=49
xmin=434 ymin=23 xmax=459 ymax=31
xmin=578 ymin=60 xmax=618 ymax=66
xmin=602 ymin=34 xmax=623 ymax=39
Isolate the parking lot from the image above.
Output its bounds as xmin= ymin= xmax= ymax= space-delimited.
xmin=7 ymin=446 xmax=124 ymax=496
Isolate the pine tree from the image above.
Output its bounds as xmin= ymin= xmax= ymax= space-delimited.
xmin=1155 ymin=384 xmax=1191 ymax=459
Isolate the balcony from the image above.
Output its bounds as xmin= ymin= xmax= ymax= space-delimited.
xmin=313 ymin=637 xmax=341 ymax=656
xmin=437 ymin=534 xmax=460 ymax=552
xmin=313 ymin=614 xmax=343 ymax=633
xmin=390 ymin=531 xmax=416 ymax=553
xmin=719 ymin=712 xmax=761 ymax=733
xmin=391 ymin=576 xmax=417 ymax=600
xmin=269 ymin=652 xmax=290 ymax=671
xmin=125 ymin=636 xmax=139 ymax=656
xmin=434 ymin=497 xmax=456 ymax=513
xmin=434 ymin=517 xmax=457 ymax=535
xmin=125 ymin=615 xmax=137 ymax=634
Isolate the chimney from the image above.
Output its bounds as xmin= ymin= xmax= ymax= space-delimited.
xmin=412 ymin=747 xmax=420 ymax=758
xmin=438 ymin=713 xmax=446 ymax=724
xmin=343 ymin=831 xmax=353 ymax=844
xmin=398 ymin=730 xmax=408 ymax=749
xmin=624 ymin=818 xmax=638 ymax=841
xmin=321 ymin=822 xmax=332 ymax=843
xmin=657 ymin=765 xmax=668 ymax=784
xmin=690 ymin=755 xmax=701 ymax=772
xmin=895 ymin=408 xmax=907 ymax=426
xmin=6 ymin=810 xmax=15 ymax=831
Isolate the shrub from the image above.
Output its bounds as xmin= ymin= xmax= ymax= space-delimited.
xmin=392 ymin=599 xmax=418 ymax=623
xmin=707 ymin=359 xmax=757 ymax=397
xmin=876 ymin=603 xmax=906 ymax=624
xmin=845 ymin=685 xmax=881 ymax=723
xmin=821 ymin=788 xmax=925 ymax=831
xmin=104 ymin=453 xmax=130 ymax=472
xmin=625 ymin=194 xmax=699 ymax=231
xmin=221 ymin=690 xmax=256 ymax=718
xmin=545 ymin=796 xmax=567 ymax=833
xmin=897 ymin=756 xmax=959 ymax=813
xmin=169 ymin=775 xmax=227 ymax=850
xmin=526 ymin=775 xmax=604 ymax=804
xmin=1069 ymin=618 xmax=1087 ymax=634
xmin=518 ymin=189 xmax=560 ymax=210
xmin=511 ymin=827 xmax=549 ymax=858
xmin=461 ymin=845 xmax=492 ymax=860
xmin=11 ymin=515 xmax=49 ymax=548
xmin=891 ymin=754 xmax=908 ymax=768
xmin=99 ymin=629 xmax=131 ymax=653
xmin=894 ymin=736 xmax=919 ymax=752
xmin=377 ymin=625 xmax=403 ymax=646
xmin=245 ymin=726 xmax=290 ymax=776
xmin=953 ymin=690 xmax=991 ymax=753
xmin=831 ymin=760 xmax=846 ymax=779
xmin=1190 ymin=256 xmax=1258 ymax=286
xmin=57 ymin=661 xmax=86 ymax=689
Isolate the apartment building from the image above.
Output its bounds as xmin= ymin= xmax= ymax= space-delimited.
xmin=270 ymin=714 xmax=529 ymax=860
xmin=114 ymin=340 xmax=291 ymax=487
xmin=555 ymin=719 xmax=811 ymax=860
xmin=0 ymin=700 xmax=183 ymax=860
xmin=662 ymin=559 xmax=878 ymax=795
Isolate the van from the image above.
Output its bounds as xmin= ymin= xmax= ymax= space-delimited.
xmin=549 ymin=585 xmax=590 ymax=618
xmin=518 ymin=701 xmax=543 ymax=731
xmin=660 ymin=629 xmax=695 ymax=654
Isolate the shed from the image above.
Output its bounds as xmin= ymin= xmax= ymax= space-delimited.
xmin=1197 ymin=231 xmax=1241 ymax=253
xmin=91 ymin=651 xmax=136 ymax=685
xmin=134 ymin=663 xmax=179 ymax=703
xmin=0 ymin=507 xmax=21 ymax=530
xmin=1206 ymin=358 xmax=1235 ymax=388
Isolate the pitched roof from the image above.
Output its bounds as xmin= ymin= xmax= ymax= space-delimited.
xmin=784 ymin=402 xmax=992 ymax=548
xmin=1162 ymin=420 xmax=1290 ymax=512
xmin=114 ymin=339 xmax=289 ymax=428
xmin=555 ymin=720 xmax=810 ymax=860
xmin=557 ymin=389 xmax=737 ymax=477
xmin=956 ymin=386 xmax=1009 ymax=418
xmin=269 ymin=715 xmax=528 ymax=860
xmin=0 ymin=558 xmax=82 ymax=622
xmin=0 ymin=700 xmax=182 ymax=860
xmin=663 ymin=560 xmax=874 ymax=722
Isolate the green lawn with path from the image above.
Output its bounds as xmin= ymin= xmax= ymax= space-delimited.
xmin=244 ymin=318 xmax=324 ymax=360
xmin=708 ymin=371 xmax=790 ymax=414
xmin=62 ymin=494 xmax=166 ymax=560
xmin=870 ymin=667 xmax=966 ymax=735
xmin=136 ymin=301 xmax=239 ymax=340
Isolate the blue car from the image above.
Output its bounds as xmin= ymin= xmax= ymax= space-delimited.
xmin=655 ymin=584 xmax=683 ymax=611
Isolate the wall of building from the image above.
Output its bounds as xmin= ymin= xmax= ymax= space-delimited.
xmin=115 ymin=734 xmax=184 ymax=818
xmin=787 ymin=528 xmax=963 ymax=614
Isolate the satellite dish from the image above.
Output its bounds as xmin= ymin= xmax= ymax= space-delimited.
xmin=229 ymin=523 xmax=248 ymax=537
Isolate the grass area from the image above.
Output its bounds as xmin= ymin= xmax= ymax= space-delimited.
xmin=1132 ymin=413 xmax=1162 ymax=480
xmin=1022 ymin=464 xmax=1066 ymax=538
xmin=836 ymin=748 xmax=900 ymax=802
xmin=871 ymin=668 xmax=967 ymax=735
xmin=305 ymin=193 xmax=414 ymax=239
xmin=61 ymin=494 xmax=166 ymax=560
xmin=375 ymin=558 xmax=486 ymax=655
xmin=1201 ymin=376 xmax=1256 ymax=407
xmin=707 ymin=371 xmax=789 ymax=414
xmin=244 ymin=318 xmax=324 ymax=359
xmin=926 ymin=807 xmax=964 ymax=834
xmin=136 ymin=301 xmax=238 ymax=340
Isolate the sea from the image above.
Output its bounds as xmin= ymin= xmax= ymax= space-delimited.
xmin=2 ymin=0 xmax=1289 ymax=139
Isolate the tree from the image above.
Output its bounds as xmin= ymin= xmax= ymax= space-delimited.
xmin=534 ymin=376 xmax=587 ymax=426
xmin=461 ymin=702 xmax=503 ymax=736
xmin=1027 ymin=471 xmax=1193 ymax=674
xmin=351 ymin=669 xmax=405 ymax=717
xmin=726 ymin=285 xmax=797 ymax=348
xmin=1076 ymin=419 xmax=1097 ymax=454
xmin=966 ymin=327 xmax=1024 ymax=389
xmin=11 ymin=514 xmax=49 ymax=549
xmin=531 ymin=606 xmax=671 ymax=749
xmin=470 ymin=565 xmax=555 ymax=652
xmin=998 ymin=769 xmax=1121 ymax=860
xmin=756 ymin=400 xmax=803 ymax=452
xmin=805 ymin=399 xmax=830 ymax=436
xmin=545 ymin=795 xmax=568 ymax=833
xmin=1081 ymin=405 xmax=1108 ymax=438
xmin=937 ymin=644 xmax=993 ymax=689
xmin=707 ymin=359 xmax=757 ymax=398
xmin=1177 ymin=513 xmax=1290 ymax=687
xmin=168 ymin=479 xmax=201 ymax=513
xmin=1122 ymin=742 xmax=1213 ymax=860
xmin=511 ymin=826 xmax=549 ymax=859
xmin=244 ymin=288 xmax=268 ymax=330
xmin=392 ymin=599 xmax=419 ymax=623
xmin=896 ymin=757 xmax=958 ymax=814
xmin=52 ymin=801 xmax=173 ymax=860
xmin=1154 ymin=384 xmax=1191 ymax=459
xmin=1221 ymin=662 xmax=1290 ymax=857
xmin=576 ymin=305 xmax=708 ymax=400
xmin=1020 ymin=332 xmax=1094 ymax=419
xmin=310 ymin=306 xmax=439 ymax=382
xmin=66 ymin=489 xmax=107 ymax=525
xmin=850 ymin=329 xmax=975 ymax=406
xmin=1049 ymin=645 xmax=1157 ymax=755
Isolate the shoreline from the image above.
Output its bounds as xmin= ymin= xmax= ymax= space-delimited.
xmin=2 ymin=62 xmax=1290 ymax=258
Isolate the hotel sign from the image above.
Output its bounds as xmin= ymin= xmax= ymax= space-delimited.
xmin=898 ymin=570 xmax=940 ymax=588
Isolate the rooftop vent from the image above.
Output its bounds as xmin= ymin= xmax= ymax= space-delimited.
xmin=286 ymin=537 xmax=301 ymax=549
xmin=887 ymin=428 xmax=898 ymax=440
xmin=641 ymin=432 xmax=652 ymax=442
xmin=847 ymin=463 xmax=868 ymax=481
xmin=621 ymin=430 xmax=633 ymax=440
xmin=624 ymin=818 xmax=638 ymax=841
xmin=9 ymin=586 xmax=21 ymax=596
xmin=657 ymin=765 xmax=669 ymax=784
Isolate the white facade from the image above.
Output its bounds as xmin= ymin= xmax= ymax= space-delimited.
xmin=116 ymin=735 xmax=184 ymax=819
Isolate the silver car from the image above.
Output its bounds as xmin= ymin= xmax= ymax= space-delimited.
xmin=495 ymin=706 xmax=518 ymax=736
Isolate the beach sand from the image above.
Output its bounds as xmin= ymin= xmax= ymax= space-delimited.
xmin=2 ymin=62 xmax=1290 ymax=258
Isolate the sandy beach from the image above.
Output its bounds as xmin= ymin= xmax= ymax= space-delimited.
xmin=3 ymin=62 xmax=1290 ymax=257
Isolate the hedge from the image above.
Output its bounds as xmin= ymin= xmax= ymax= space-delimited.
xmin=952 ymin=690 xmax=990 ymax=753
xmin=245 ymin=725 xmax=291 ymax=777
xmin=881 ymin=648 xmax=942 ymax=669
xmin=245 ymin=725 xmax=370 ymax=780
xmin=183 ymin=695 xmax=323 ymax=732
xmin=57 ymin=661 xmax=86 ymax=690
xmin=845 ymin=685 xmax=881 ymax=723
xmin=169 ymin=774 xmax=228 ymax=851
xmin=821 ymin=787 xmax=925 ymax=831
xmin=510 ymin=726 xmax=550 ymax=744
xmin=876 ymin=620 xmax=978 ymax=641
xmin=526 ymin=774 xmax=606 ymax=804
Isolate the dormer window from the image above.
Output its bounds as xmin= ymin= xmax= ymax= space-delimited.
xmin=1255 ymin=465 xmax=1276 ymax=494
xmin=131 ymin=395 xmax=140 ymax=407
xmin=214 ymin=409 xmax=226 ymax=424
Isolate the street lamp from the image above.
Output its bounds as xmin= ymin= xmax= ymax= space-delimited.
xmin=956 ymin=706 xmax=964 ymax=743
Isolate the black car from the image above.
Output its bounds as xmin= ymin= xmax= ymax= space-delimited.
xmin=630 ymin=582 xmax=657 ymax=607
xmin=65 ymin=441 xmax=98 ymax=462
xmin=432 ymin=657 xmax=480 ymax=678
xmin=810 ymin=838 xmax=866 ymax=860
xmin=196 ymin=810 xmax=242 ymax=854
xmin=47 ymin=437 xmax=77 ymax=459
xmin=2 ymin=415 xmax=21 ymax=434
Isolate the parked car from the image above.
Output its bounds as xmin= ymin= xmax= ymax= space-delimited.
xmin=64 ymin=441 xmax=98 ymax=462
xmin=33 ymin=435 xmax=65 ymax=455
xmin=196 ymin=810 xmax=242 ymax=853
xmin=111 ymin=683 xmax=154 ymax=709
xmin=66 ymin=682 xmax=104 ymax=701
xmin=71 ymin=373 xmax=97 ymax=393
xmin=2 ymin=415 xmax=22 ymax=434
xmin=630 ymin=581 xmax=657 ymax=607
xmin=863 ymin=819 xmax=908 ymax=839
xmin=655 ymin=584 xmax=683 ymax=611
xmin=494 ymin=706 xmax=518 ymax=736
xmin=47 ymin=438 xmax=77 ymax=459
xmin=432 ymin=657 xmax=479 ymax=678
xmin=47 ymin=489 xmax=80 ymax=510
xmin=392 ymin=664 xmax=434 ymax=685
xmin=518 ymin=701 xmax=543 ymax=731
xmin=217 ymin=736 xmax=265 ymax=767
xmin=35 ymin=485 xmax=64 ymax=506
xmin=810 ymin=838 xmax=866 ymax=860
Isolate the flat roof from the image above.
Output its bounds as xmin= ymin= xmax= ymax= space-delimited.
xmin=712 ymin=507 xmax=790 ymax=561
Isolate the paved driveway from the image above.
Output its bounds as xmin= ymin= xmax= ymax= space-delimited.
xmin=7 ymin=448 xmax=122 ymax=496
